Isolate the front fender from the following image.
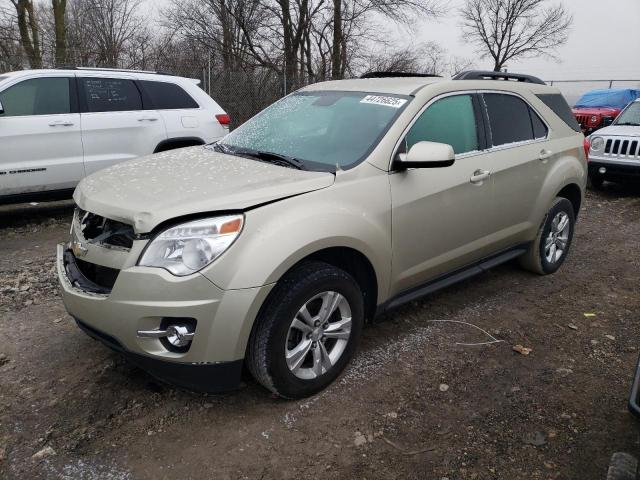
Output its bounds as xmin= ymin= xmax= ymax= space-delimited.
xmin=200 ymin=165 xmax=393 ymax=304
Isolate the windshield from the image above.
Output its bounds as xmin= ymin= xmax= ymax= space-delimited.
xmin=219 ymin=90 xmax=411 ymax=171
xmin=614 ymin=102 xmax=640 ymax=126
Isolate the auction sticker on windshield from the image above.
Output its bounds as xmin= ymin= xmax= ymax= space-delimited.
xmin=360 ymin=95 xmax=407 ymax=108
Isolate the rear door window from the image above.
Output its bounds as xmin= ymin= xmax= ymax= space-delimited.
xmin=81 ymin=77 xmax=142 ymax=112
xmin=139 ymin=81 xmax=199 ymax=109
xmin=0 ymin=77 xmax=71 ymax=116
xmin=483 ymin=93 xmax=539 ymax=147
xmin=405 ymin=94 xmax=480 ymax=155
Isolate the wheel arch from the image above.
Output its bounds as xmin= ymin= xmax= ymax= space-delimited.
xmin=556 ymin=182 xmax=583 ymax=218
xmin=154 ymin=137 xmax=205 ymax=153
xmin=296 ymin=246 xmax=378 ymax=322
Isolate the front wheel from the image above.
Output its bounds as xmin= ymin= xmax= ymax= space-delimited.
xmin=247 ymin=261 xmax=364 ymax=399
xmin=519 ymin=197 xmax=576 ymax=275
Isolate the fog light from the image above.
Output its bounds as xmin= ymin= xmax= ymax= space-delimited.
xmin=165 ymin=325 xmax=194 ymax=347
xmin=599 ymin=167 xmax=606 ymax=174
xmin=137 ymin=320 xmax=196 ymax=352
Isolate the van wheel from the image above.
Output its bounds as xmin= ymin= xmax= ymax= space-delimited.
xmin=519 ymin=197 xmax=575 ymax=275
xmin=247 ymin=261 xmax=364 ymax=399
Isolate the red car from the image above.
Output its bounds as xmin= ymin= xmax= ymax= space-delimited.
xmin=572 ymin=88 xmax=640 ymax=135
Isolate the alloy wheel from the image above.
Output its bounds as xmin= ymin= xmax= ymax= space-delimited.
xmin=285 ymin=291 xmax=352 ymax=380
xmin=544 ymin=211 xmax=570 ymax=263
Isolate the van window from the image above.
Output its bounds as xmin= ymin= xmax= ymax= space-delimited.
xmin=405 ymin=94 xmax=479 ymax=154
xmin=81 ymin=78 xmax=142 ymax=112
xmin=140 ymin=81 xmax=199 ymax=109
xmin=0 ymin=77 xmax=71 ymax=116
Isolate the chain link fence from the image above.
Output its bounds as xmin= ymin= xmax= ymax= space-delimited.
xmin=0 ymin=56 xmax=310 ymax=128
xmin=2 ymin=56 xmax=639 ymax=125
xmin=545 ymin=79 xmax=640 ymax=106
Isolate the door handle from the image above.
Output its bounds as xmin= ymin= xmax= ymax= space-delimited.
xmin=470 ymin=169 xmax=491 ymax=184
xmin=539 ymin=149 xmax=553 ymax=161
xmin=48 ymin=120 xmax=74 ymax=126
xmin=137 ymin=116 xmax=158 ymax=122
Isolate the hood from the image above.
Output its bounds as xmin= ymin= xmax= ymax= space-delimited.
xmin=591 ymin=125 xmax=640 ymax=138
xmin=572 ymin=106 xmax=620 ymax=116
xmin=74 ymin=146 xmax=335 ymax=233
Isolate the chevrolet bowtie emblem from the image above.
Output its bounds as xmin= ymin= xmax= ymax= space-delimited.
xmin=71 ymin=240 xmax=88 ymax=258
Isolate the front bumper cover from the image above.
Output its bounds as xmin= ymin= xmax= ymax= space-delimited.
xmin=75 ymin=318 xmax=243 ymax=392
xmin=57 ymin=243 xmax=273 ymax=392
xmin=589 ymin=160 xmax=640 ymax=180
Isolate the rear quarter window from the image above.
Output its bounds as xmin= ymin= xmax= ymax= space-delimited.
xmin=536 ymin=93 xmax=581 ymax=132
xmin=139 ymin=81 xmax=199 ymax=109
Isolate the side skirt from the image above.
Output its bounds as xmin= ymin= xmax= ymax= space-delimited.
xmin=0 ymin=188 xmax=75 ymax=205
xmin=377 ymin=244 xmax=529 ymax=315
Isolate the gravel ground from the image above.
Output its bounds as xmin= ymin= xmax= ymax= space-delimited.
xmin=1 ymin=186 xmax=639 ymax=480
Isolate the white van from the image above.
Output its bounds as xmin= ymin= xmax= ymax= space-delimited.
xmin=0 ymin=68 xmax=230 ymax=204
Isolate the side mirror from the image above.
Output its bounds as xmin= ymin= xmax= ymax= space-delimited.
xmin=0 ymin=99 xmax=4 ymax=115
xmin=396 ymin=141 xmax=455 ymax=169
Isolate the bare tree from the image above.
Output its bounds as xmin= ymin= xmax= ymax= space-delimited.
xmin=10 ymin=0 xmax=41 ymax=68
xmin=0 ymin=3 xmax=23 ymax=70
xmin=460 ymin=0 xmax=572 ymax=72
xmin=51 ymin=0 xmax=66 ymax=65
xmin=81 ymin=0 xmax=144 ymax=67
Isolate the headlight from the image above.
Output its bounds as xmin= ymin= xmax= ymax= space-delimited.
xmin=590 ymin=136 xmax=605 ymax=151
xmin=138 ymin=215 xmax=243 ymax=276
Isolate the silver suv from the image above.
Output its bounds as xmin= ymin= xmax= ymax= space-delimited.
xmin=57 ymin=71 xmax=587 ymax=398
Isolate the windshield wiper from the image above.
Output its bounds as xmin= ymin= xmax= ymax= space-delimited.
xmin=616 ymin=122 xmax=640 ymax=126
xmin=211 ymin=143 xmax=305 ymax=170
xmin=247 ymin=150 xmax=306 ymax=170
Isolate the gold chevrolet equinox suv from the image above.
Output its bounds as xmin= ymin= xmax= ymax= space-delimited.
xmin=57 ymin=71 xmax=587 ymax=398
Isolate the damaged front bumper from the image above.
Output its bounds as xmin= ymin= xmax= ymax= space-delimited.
xmin=56 ymin=243 xmax=273 ymax=392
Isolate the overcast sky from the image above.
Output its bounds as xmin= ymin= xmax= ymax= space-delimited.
xmin=400 ymin=0 xmax=640 ymax=81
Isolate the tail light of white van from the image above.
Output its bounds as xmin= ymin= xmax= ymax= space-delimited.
xmin=215 ymin=114 xmax=231 ymax=126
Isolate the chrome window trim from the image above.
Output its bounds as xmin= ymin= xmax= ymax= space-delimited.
xmin=478 ymin=89 xmax=551 ymax=148
xmin=388 ymin=89 xmax=552 ymax=172
xmin=389 ymin=90 xmax=482 ymax=172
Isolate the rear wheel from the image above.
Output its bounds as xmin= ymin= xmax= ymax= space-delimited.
xmin=519 ymin=197 xmax=575 ymax=275
xmin=247 ymin=261 xmax=364 ymax=399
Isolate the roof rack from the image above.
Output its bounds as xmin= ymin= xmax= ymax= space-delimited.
xmin=360 ymin=71 xmax=442 ymax=79
xmin=452 ymin=70 xmax=546 ymax=85
xmin=56 ymin=66 xmax=171 ymax=75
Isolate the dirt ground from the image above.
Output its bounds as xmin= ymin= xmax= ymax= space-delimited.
xmin=1 ymin=185 xmax=640 ymax=480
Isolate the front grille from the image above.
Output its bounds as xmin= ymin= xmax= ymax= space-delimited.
xmin=601 ymin=136 xmax=640 ymax=160
xmin=63 ymin=249 xmax=119 ymax=294
xmin=76 ymin=208 xmax=135 ymax=249
xmin=76 ymin=257 xmax=120 ymax=291
xmin=576 ymin=114 xmax=590 ymax=127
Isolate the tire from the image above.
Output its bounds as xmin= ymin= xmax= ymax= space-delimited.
xmin=519 ymin=197 xmax=575 ymax=275
xmin=588 ymin=173 xmax=605 ymax=190
xmin=247 ymin=261 xmax=364 ymax=399
xmin=606 ymin=452 xmax=638 ymax=480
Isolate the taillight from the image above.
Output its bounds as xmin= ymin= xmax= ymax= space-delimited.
xmin=215 ymin=114 xmax=231 ymax=126
xmin=583 ymin=138 xmax=590 ymax=160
